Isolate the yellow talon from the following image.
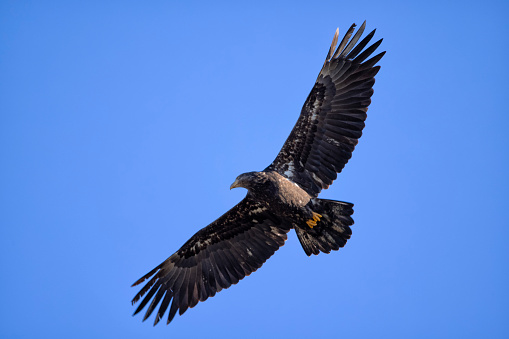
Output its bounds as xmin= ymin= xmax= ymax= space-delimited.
xmin=313 ymin=212 xmax=322 ymax=222
xmin=306 ymin=212 xmax=322 ymax=228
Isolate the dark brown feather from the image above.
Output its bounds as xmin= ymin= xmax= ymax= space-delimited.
xmin=266 ymin=22 xmax=384 ymax=197
xmin=131 ymin=197 xmax=290 ymax=325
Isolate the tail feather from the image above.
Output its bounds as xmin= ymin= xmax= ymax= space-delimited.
xmin=295 ymin=199 xmax=354 ymax=256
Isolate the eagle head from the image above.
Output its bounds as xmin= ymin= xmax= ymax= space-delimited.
xmin=230 ymin=172 xmax=267 ymax=190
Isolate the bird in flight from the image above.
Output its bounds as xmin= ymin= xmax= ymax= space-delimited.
xmin=132 ymin=21 xmax=384 ymax=326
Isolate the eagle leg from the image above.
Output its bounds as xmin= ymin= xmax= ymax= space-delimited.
xmin=306 ymin=212 xmax=322 ymax=228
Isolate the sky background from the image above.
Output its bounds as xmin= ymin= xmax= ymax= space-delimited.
xmin=1 ymin=1 xmax=508 ymax=338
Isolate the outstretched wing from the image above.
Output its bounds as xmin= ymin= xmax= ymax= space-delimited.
xmin=131 ymin=197 xmax=291 ymax=325
xmin=265 ymin=22 xmax=385 ymax=197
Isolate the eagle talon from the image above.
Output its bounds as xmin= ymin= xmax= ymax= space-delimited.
xmin=312 ymin=212 xmax=322 ymax=222
xmin=306 ymin=212 xmax=322 ymax=228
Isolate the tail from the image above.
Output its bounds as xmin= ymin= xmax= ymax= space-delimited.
xmin=295 ymin=199 xmax=354 ymax=256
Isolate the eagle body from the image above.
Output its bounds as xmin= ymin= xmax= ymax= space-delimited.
xmin=232 ymin=171 xmax=313 ymax=222
xmin=132 ymin=22 xmax=384 ymax=326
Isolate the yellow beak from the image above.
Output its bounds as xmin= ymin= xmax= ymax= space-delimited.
xmin=230 ymin=179 xmax=240 ymax=190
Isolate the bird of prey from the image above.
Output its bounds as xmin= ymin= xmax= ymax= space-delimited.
xmin=132 ymin=21 xmax=384 ymax=326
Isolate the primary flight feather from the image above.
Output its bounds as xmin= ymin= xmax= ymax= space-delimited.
xmin=132 ymin=21 xmax=385 ymax=326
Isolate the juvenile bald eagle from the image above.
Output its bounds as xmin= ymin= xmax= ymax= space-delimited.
xmin=132 ymin=21 xmax=384 ymax=325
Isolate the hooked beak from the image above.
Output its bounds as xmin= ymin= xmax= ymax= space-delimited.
xmin=230 ymin=179 xmax=240 ymax=190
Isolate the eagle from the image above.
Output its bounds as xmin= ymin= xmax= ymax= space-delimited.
xmin=132 ymin=21 xmax=384 ymax=326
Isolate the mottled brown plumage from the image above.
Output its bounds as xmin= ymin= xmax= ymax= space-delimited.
xmin=132 ymin=21 xmax=384 ymax=326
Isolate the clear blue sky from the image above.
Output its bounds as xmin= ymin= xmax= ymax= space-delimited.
xmin=1 ymin=1 xmax=508 ymax=338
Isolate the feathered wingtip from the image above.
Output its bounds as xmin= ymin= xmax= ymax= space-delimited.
xmin=130 ymin=263 xmax=162 ymax=307
xmin=325 ymin=21 xmax=384 ymax=64
xmin=325 ymin=27 xmax=340 ymax=62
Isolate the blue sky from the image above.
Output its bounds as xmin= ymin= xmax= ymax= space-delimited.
xmin=1 ymin=1 xmax=508 ymax=338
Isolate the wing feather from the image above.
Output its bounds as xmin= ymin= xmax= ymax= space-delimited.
xmin=339 ymin=21 xmax=366 ymax=58
xmin=166 ymin=298 xmax=179 ymax=325
xmin=333 ymin=23 xmax=356 ymax=58
xmin=131 ymin=197 xmax=290 ymax=325
xmin=266 ymin=22 xmax=384 ymax=196
xmin=154 ymin=291 xmax=171 ymax=326
xmin=347 ymin=28 xmax=376 ymax=60
xmin=144 ymin=286 xmax=165 ymax=321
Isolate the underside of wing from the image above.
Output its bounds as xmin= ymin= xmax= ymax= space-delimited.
xmin=266 ymin=22 xmax=385 ymax=197
xmin=131 ymin=197 xmax=291 ymax=325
